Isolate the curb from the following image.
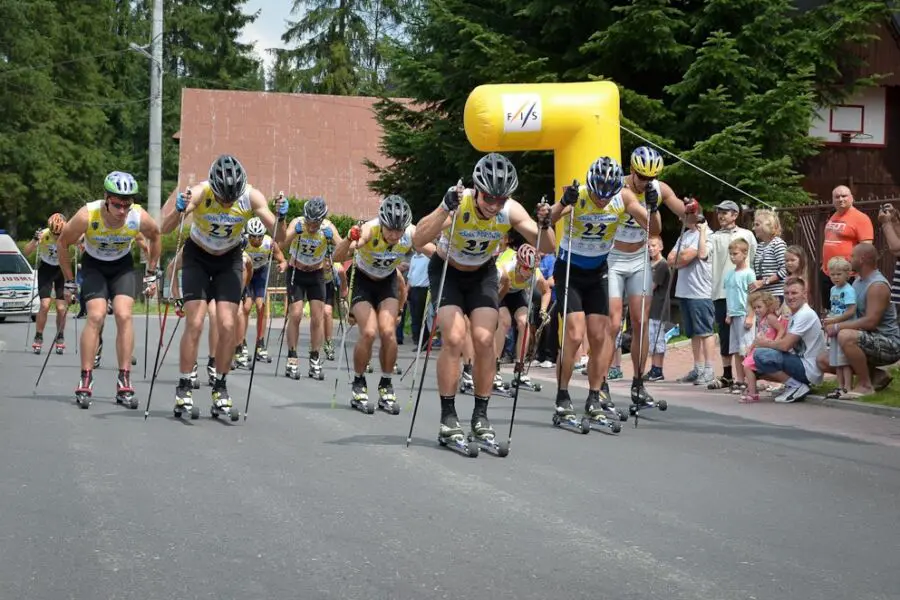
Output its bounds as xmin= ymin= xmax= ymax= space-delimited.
xmin=803 ymin=394 xmax=900 ymax=418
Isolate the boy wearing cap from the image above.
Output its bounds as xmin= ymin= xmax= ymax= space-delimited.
xmin=707 ymin=200 xmax=756 ymax=389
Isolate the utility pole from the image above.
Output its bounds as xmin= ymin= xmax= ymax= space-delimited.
xmin=132 ymin=0 xmax=164 ymax=223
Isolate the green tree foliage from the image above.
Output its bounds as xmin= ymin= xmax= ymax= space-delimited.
xmin=369 ymin=0 xmax=893 ymax=218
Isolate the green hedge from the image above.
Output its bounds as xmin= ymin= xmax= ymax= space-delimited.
xmin=16 ymin=196 xmax=359 ymax=269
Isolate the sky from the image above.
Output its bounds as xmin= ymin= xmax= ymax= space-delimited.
xmin=237 ymin=0 xmax=296 ymax=71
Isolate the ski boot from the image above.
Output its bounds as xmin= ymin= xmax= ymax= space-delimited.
xmin=551 ymin=391 xmax=590 ymax=434
xmin=75 ymin=370 xmax=94 ymax=409
xmin=585 ymin=390 xmax=622 ymax=434
xmin=365 ymin=362 xmax=373 ymax=374
xmin=468 ymin=409 xmax=508 ymax=457
xmin=457 ymin=366 xmax=475 ymax=394
xmin=255 ymin=339 xmax=272 ymax=363
xmin=285 ymin=352 xmax=300 ymax=379
xmin=232 ymin=345 xmax=249 ymax=370
xmin=307 ymin=353 xmax=325 ymax=381
xmin=240 ymin=342 xmax=249 ymax=363
xmin=350 ymin=376 xmax=374 ymax=414
xmin=376 ymin=378 xmax=400 ymax=415
xmin=491 ymin=371 xmax=512 ymax=397
xmin=593 ymin=387 xmax=628 ymax=422
xmin=173 ymin=377 xmax=200 ymax=419
xmin=54 ymin=333 xmax=65 ymax=355
xmin=206 ymin=361 xmax=216 ymax=387
xmin=393 ymin=364 xmax=402 ymax=375
xmin=323 ymin=339 xmax=335 ymax=361
xmin=94 ymin=338 xmax=103 ymax=369
xmin=115 ymin=370 xmax=139 ymax=409
xmin=189 ymin=362 xmax=200 ymax=389
xmin=32 ymin=332 xmax=43 ymax=354
xmin=438 ymin=411 xmax=478 ymax=457
xmin=509 ymin=364 xmax=542 ymax=392
xmin=629 ymin=381 xmax=667 ymax=425
xmin=210 ymin=376 xmax=240 ymax=422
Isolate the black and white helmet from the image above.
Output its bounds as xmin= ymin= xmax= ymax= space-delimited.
xmin=208 ymin=154 xmax=247 ymax=202
xmin=246 ymin=217 xmax=265 ymax=237
xmin=303 ymin=196 xmax=327 ymax=222
xmin=378 ymin=195 xmax=412 ymax=231
xmin=473 ymin=153 xmax=518 ymax=197
xmin=586 ymin=156 xmax=624 ymax=199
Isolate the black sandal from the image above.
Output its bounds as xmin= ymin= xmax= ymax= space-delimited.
xmin=825 ymin=388 xmax=846 ymax=399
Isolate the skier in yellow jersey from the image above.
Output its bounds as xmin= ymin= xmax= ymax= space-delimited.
xmin=160 ymin=155 xmax=287 ymax=419
xmin=57 ymin=171 xmax=162 ymax=409
xmin=281 ymin=197 xmax=343 ymax=380
xmin=548 ymin=157 xmax=650 ymax=430
xmin=237 ymin=218 xmax=287 ymax=366
xmin=333 ymin=195 xmax=428 ymax=414
xmin=24 ymin=213 xmax=70 ymax=354
xmin=412 ymin=153 xmax=555 ymax=447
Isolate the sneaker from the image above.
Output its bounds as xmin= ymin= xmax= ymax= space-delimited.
xmin=646 ymin=368 xmax=665 ymax=382
xmin=575 ymin=356 xmax=588 ymax=369
xmin=775 ymin=383 xmax=810 ymax=403
xmin=607 ymin=366 xmax=623 ymax=380
xmin=694 ymin=369 xmax=716 ymax=386
xmin=677 ymin=369 xmax=699 ymax=384
xmin=537 ymin=360 xmax=555 ymax=369
xmin=706 ymin=376 xmax=733 ymax=390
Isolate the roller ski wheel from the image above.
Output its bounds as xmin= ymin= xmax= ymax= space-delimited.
xmin=74 ymin=372 xmax=94 ymax=409
xmin=54 ymin=341 xmax=65 ymax=355
xmin=629 ymin=399 xmax=667 ymax=415
xmin=255 ymin=347 xmax=272 ymax=363
xmin=209 ymin=404 xmax=241 ymax=422
xmin=350 ymin=397 xmax=375 ymax=415
xmin=75 ymin=392 xmax=92 ymax=409
xmin=131 ymin=356 xmax=137 ymax=366
xmin=510 ymin=376 xmax=541 ymax=393
xmin=285 ymin=359 xmax=300 ymax=380
xmin=32 ymin=343 xmax=42 ymax=355
xmin=307 ymin=368 xmax=325 ymax=381
xmin=377 ymin=398 xmax=400 ymax=415
xmin=210 ymin=380 xmax=240 ymax=422
xmin=174 ymin=404 xmax=201 ymax=420
xmin=174 ymin=380 xmax=200 ymax=419
xmin=587 ymin=414 xmax=622 ymax=434
xmin=467 ymin=431 xmax=509 ymax=457
xmin=115 ymin=391 xmax=139 ymax=410
xmin=552 ymin=401 xmax=590 ymax=434
xmin=437 ymin=415 xmax=478 ymax=457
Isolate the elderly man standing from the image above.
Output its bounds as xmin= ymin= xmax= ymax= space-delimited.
xmin=751 ymin=277 xmax=826 ymax=403
xmin=817 ymin=243 xmax=900 ymax=396
xmin=820 ymin=185 xmax=873 ymax=309
xmin=707 ymin=200 xmax=757 ymax=389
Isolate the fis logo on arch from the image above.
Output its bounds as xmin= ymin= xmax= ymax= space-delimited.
xmin=503 ymin=94 xmax=542 ymax=133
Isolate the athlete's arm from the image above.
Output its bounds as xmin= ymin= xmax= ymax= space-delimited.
xmin=412 ymin=207 xmax=451 ymax=251
xmin=498 ymin=271 xmax=510 ymax=300
xmin=333 ymin=222 xmax=370 ymax=263
xmin=243 ymin=255 xmax=254 ymax=288
xmin=165 ymin=248 xmax=184 ymax=298
xmin=57 ymin=207 xmax=89 ymax=282
xmin=508 ymin=200 xmax=556 ymax=254
xmin=24 ymin=230 xmax=42 ymax=256
xmin=537 ymin=274 xmax=551 ymax=312
xmin=324 ymin=218 xmax=344 ymax=252
xmin=409 ymin=225 xmax=436 ymax=257
xmin=249 ymin=188 xmax=287 ymax=244
xmin=161 ymin=183 xmax=204 ymax=234
xmin=660 ymin=181 xmax=686 ymax=218
xmin=549 ymin=202 xmax=571 ymax=226
xmin=272 ymin=241 xmax=287 ymax=271
xmin=138 ymin=210 xmax=162 ymax=273
xmin=621 ymin=188 xmax=650 ymax=231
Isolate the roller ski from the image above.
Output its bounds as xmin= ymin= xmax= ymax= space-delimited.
xmin=509 ymin=364 xmax=542 ymax=392
xmin=490 ymin=372 xmax=513 ymax=397
xmin=323 ymin=339 xmax=335 ymax=361
xmin=173 ymin=377 xmax=201 ymax=419
xmin=254 ymin=340 xmax=272 ymax=363
xmin=365 ymin=362 xmax=373 ymax=374
xmin=457 ymin=366 xmax=474 ymax=394
xmin=437 ymin=412 xmax=478 ymax=457
xmin=585 ymin=390 xmax=622 ymax=434
xmin=53 ymin=333 xmax=65 ymax=355
xmin=74 ymin=370 xmax=94 ymax=409
xmin=467 ymin=413 xmax=509 ymax=457
xmin=629 ymin=382 xmax=667 ymax=419
xmin=32 ymin=333 xmax=43 ymax=354
xmin=93 ymin=338 xmax=103 ymax=369
xmin=114 ymin=370 xmax=139 ymax=410
xmin=349 ymin=376 xmax=375 ymax=414
xmin=209 ymin=377 xmax=240 ymax=422
xmin=231 ymin=345 xmax=249 ymax=370
xmin=376 ymin=378 xmax=400 ymax=415
xmin=307 ymin=353 xmax=325 ymax=381
xmin=551 ymin=392 xmax=590 ymax=434
xmin=189 ymin=362 xmax=200 ymax=389
xmin=206 ymin=362 xmax=217 ymax=387
xmin=285 ymin=351 xmax=300 ymax=380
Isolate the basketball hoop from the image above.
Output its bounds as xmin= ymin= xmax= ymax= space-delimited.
xmin=851 ymin=132 xmax=874 ymax=141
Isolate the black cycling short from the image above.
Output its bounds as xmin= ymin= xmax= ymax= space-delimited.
xmin=501 ymin=289 xmax=528 ymax=314
xmin=81 ymin=253 xmax=136 ymax=303
xmin=37 ymin=263 xmax=64 ymax=300
xmin=325 ymin=281 xmax=335 ymax=304
xmin=428 ymin=256 xmax=498 ymax=315
xmin=553 ymin=259 xmax=609 ymax=316
xmin=181 ymin=238 xmax=244 ymax=304
xmin=287 ymin=266 xmax=325 ymax=303
xmin=351 ymin=269 xmax=398 ymax=308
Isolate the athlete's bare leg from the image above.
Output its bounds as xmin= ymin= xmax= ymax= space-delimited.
xmin=112 ymin=295 xmax=135 ymax=371
xmin=376 ymin=298 xmax=400 ymax=372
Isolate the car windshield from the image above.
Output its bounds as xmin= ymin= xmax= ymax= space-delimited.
xmin=0 ymin=253 xmax=32 ymax=274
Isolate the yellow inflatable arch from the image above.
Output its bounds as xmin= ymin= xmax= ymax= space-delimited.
xmin=463 ymin=81 xmax=621 ymax=246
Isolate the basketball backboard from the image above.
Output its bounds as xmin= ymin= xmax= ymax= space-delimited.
xmin=809 ymin=87 xmax=886 ymax=146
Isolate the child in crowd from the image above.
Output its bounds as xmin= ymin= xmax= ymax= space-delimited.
xmin=723 ymin=238 xmax=756 ymax=395
xmin=646 ymin=236 xmax=671 ymax=381
xmin=741 ymin=291 xmax=787 ymax=403
xmin=784 ymin=245 xmax=809 ymax=292
xmin=822 ymin=256 xmax=857 ymax=398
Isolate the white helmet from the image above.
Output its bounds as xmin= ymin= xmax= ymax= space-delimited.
xmin=246 ymin=217 xmax=265 ymax=236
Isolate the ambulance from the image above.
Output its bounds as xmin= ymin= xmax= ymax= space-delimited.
xmin=0 ymin=230 xmax=38 ymax=322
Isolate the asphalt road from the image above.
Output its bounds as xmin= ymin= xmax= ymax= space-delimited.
xmin=1 ymin=315 xmax=899 ymax=600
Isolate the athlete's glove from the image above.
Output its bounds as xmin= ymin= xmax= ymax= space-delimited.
xmin=535 ymin=197 xmax=551 ymax=230
xmin=33 ymin=229 xmax=43 ymax=241
xmin=240 ymin=235 xmax=249 ymax=249
xmin=275 ymin=191 xmax=288 ymax=220
xmin=560 ymin=180 xmax=579 ymax=207
xmin=645 ymin=184 xmax=660 ymax=214
xmin=323 ymin=227 xmax=333 ymax=241
xmin=348 ymin=225 xmax=361 ymax=242
xmin=143 ymin=271 xmax=159 ymax=295
xmin=174 ymin=298 xmax=185 ymax=318
xmin=294 ymin=220 xmax=304 ymax=234
xmin=539 ymin=309 xmax=550 ymax=325
xmin=683 ymin=197 xmax=700 ymax=215
xmin=175 ymin=192 xmax=188 ymax=213
xmin=440 ymin=185 xmax=461 ymax=212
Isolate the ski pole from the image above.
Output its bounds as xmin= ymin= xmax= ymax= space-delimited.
xmin=155 ymin=314 xmax=182 ymax=378
xmin=144 ymin=209 xmax=186 ymax=419
xmin=331 ymin=255 xmax=357 ymax=409
xmin=406 ymin=180 xmax=461 ymax=447
xmin=400 ymin=289 xmax=431 ymax=383
xmin=72 ymin=249 xmax=79 ymax=355
xmin=274 ymin=236 xmax=298 ymax=377
xmin=243 ymin=215 xmax=282 ymax=422
xmin=143 ymin=282 xmax=150 ymax=379
xmin=25 ymin=237 xmax=40 ymax=350
xmin=507 ymin=195 xmax=548 ymax=447
xmin=555 ymin=181 xmax=578 ymax=390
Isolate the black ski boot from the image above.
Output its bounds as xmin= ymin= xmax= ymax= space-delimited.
xmin=377 ymin=377 xmax=400 ymax=415
xmin=75 ymin=370 xmax=93 ymax=409
xmin=32 ymin=332 xmax=43 ymax=354
xmin=285 ymin=349 xmax=300 ymax=379
xmin=115 ymin=369 xmax=139 ymax=409
xmin=206 ymin=358 xmax=216 ymax=386
xmin=54 ymin=332 xmax=65 ymax=355
xmin=189 ymin=362 xmax=200 ymax=389
xmin=323 ymin=339 xmax=335 ymax=361
xmin=438 ymin=403 xmax=477 ymax=457
xmin=469 ymin=398 xmax=508 ymax=456
xmin=174 ymin=377 xmax=200 ymax=419
xmin=552 ymin=389 xmax=590 ymax=434
xmin=630 ymin=379 xmax=667 ymax=418
xmin=308 ymin=351 xmax=325 ymax=380
xmin=350 ymin=375 xmax=373 ymax=414
xmin=585 ymin=390 xmax=621 ymax=434
xmin=210 ymin=375 xmax=239 ymax=421
xmin=255 ymin=338 xmax=271 ymax=363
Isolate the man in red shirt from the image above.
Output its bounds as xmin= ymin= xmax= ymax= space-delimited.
xmin=820 ymin=185 xmax=873 ymax=308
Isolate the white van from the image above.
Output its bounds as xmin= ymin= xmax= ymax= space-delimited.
xmin=0 ymin=230 xmax=38 ymax=322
